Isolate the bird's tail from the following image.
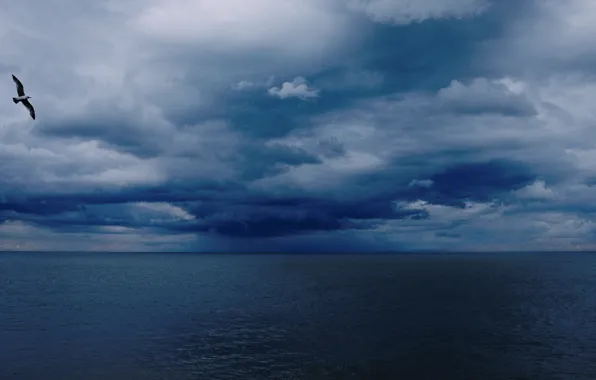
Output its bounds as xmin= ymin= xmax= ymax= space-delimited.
xmin=12 ymin=97 xmax=19 ymax=104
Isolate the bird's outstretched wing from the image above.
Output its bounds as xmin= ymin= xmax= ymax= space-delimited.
xmin=21 ymin=99 xmax=35 ymax=120
xmin=12 ymin=74 xmax=25 ymax=97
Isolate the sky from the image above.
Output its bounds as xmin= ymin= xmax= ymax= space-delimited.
xmin=1 ymin=0 xmax=596 ymax=252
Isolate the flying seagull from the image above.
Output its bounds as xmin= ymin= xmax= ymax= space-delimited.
xmin=11 ymin=74 xmax=35 ymax=120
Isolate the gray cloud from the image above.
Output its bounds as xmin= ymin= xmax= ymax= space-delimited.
xmin=1 ymin=0 xmax=596 ymax=251
xmin=437 ymin=78 xmax=537 ymax=116
xmin=348 ymin=0 xmax=490 ymax=24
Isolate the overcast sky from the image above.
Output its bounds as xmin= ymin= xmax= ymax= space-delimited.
xmin=1 ymin=0 xmax=596 ymax=252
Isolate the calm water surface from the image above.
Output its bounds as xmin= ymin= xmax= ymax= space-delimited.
xmin=1 ymin=252 xmax=595 ymax=379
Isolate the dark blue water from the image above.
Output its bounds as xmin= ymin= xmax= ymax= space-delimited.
xmin=1 ymin=252 xmax=596 ymax=379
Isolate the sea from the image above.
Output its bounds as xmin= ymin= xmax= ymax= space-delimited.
xmin=1 ymin=251 xmax=595 ymax=379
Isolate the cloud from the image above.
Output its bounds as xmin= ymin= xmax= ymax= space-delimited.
xmin=2 ymin=0 xmax=596 ymax=251
xmin=134 ymin=202 xmax=196 ymax=221
xmin=232 ymin=81 xmax=256 ymax=91
xmin=268 ymin=77 xmax=320 ymax=100
xmin=409 ymin=179 xmax=433 ymax=188
xmin=0 ymin=220 xmax=200 ymax=252
xmin=232 ymin=77 xmax=275 ymax=91
xmin=131 ymin=0 xmax=352 ymax=59
xmin=427 ymin=159 xmax=535 ymax=203
xmin=348 ymin=0 xmax=490 ymax=24
xmin=514 ymin=180 xmax=557 ymax=201
xmin=486 ymin=0 xmax=596 ymax=76
xmin=437 ymin=77 xmax=537 ymax=116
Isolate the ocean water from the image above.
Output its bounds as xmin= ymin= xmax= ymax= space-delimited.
xmin=1 ymin=252 xmax=595 ymax=379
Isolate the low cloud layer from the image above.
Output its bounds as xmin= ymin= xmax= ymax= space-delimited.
xmin=0 ymin=0 xmax=595 ymax=251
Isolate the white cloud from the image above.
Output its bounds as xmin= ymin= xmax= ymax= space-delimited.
xmin=251 ymin=151 xmax=383 ymax=192
xmin=82 ymin=163 xmax=165 ymax=187
xmin=268 ymin=77 xmax=320 ymax=100
xmin=400 ymin=200 xmax=501 ymax=222
xmin=134 ymin=202 xmax=195 ymax=221
xmin=100 ymin=225 xmax=136 ymax=234
xmin=131 ymin=0 xmax=352 ymax=59
xmin=514 ymin=180 xmax=557 ymax=200
xmin=539 ymin=214 xmax=596 ymax=239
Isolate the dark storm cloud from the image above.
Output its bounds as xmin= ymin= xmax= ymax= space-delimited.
xmin=426 ymin=160 xmax=536 ymax=203
xmin=181 ymin=195 xmax=427 ymax=238
xmin=0 ymin=186 xmax=429 ymax=239
xmin=2 ymin=0 xmax=596 ymax=251
xmin=35 ymin=116 xmax=165 ymax=159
